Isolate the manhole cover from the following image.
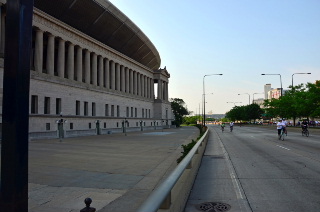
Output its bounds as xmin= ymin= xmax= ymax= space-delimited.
xmin=196 ymin=202 xmax=231 ymax=212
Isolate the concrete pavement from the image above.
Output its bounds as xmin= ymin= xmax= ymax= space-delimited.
xmin=185 ymin=126 xmax=251 ymax=212
xmin=21 ymin=126 xmax=200 ymax=212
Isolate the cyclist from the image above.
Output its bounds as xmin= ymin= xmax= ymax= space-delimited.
xmin=301 ymin=119 xmax=309 ymax=132
xmin=221 ymin=123 xmax=225 ymax=132
xmin=282 ymin=118 xmax=288 ymax=135
xmin=277 ymin=119 xmax=285 ymax=138
xmin=230 ymin=121 xmax=234 ymax=132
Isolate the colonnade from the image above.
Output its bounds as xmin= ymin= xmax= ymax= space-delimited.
xmin=157 ymin=79 xmax=169 ymax=101
xmin=31 ymin=27 xmax=162 ymax=99
xmin=0 ymin=7 xmax=170 ymax=102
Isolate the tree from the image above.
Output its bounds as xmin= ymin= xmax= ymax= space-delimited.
xmin=183 ymin=116 xmax=200 ymax=125
xmin=246 ymin=103 xmax=263 ymax=121
xmin=170 ymin=98 xmax=189 ymax=127
xmin=226 ymin=104 xmax=263 ymax=122
xmin=263 ymin=82 xmax=320 ymax=125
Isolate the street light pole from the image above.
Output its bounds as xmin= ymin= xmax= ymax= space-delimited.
xmin=238 ymin=93 xmax=250 ymax=105
xmin=292 ymin=73 xmax=311 ymax=88
xmin=261 ymin=74 xmax=283 ymax=97
xmin=203 ymin=74 xmax=222 ymax=126
xmin=252 ymin=93 xmax=263 ymax=104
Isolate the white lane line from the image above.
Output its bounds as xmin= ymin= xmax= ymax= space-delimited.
xmin=276 ymin=145 xmax=290 ymax=151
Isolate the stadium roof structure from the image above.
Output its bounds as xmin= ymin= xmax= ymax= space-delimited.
xmin=34 ymin=0 xmax=161 ymax=70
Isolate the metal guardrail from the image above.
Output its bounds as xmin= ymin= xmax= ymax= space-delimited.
xmin=137 ymin=128 xmax=209 ymax=212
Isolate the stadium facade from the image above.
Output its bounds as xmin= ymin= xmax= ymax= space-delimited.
xmin=0 ymin=0 xmax=174 ymax=139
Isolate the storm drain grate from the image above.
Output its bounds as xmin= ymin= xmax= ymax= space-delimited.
xmin=196 ymin=202 xmax=231 ymax=212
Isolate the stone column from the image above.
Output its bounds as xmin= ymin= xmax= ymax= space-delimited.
xmin=146 ymin=77 xmax=149 ymax=98
xmin=57 ymin=38 xmax=65 ymax=77
xmin=116 ymin=63 xmax=120 ymax=91
xmin=129 ymin=69 xmax=133 ymax=94
xmin=84 ymin=50 xmax=90 ymax=84
xmin=166 ymin=81 xmax=169 ymax=101
xmin=163 ymin=81 xmax=166 ymax=100
xmin=137 ymin=73 xmax=140 ymax=96
xmin=149 ymin=78 xmax=152 ymax=99
xmin=67 ymin=43 xmax=74 ymax=80
xmin=151 ymin=79 xmax=155 ymax=99
xmin=76 ymin=46 xmax=82 ymax=82
xmin=158 ymin=79 xmax=162 ymax=99
xmin=133 ymin=71 xmax=137 ymax=95
xmin=141 ymin=75 xmax=145 ymax=97
xmin=104 ymin=59 xmax=110 ymax=88
xmin=111 ymin=60 xmax=115 ymax=90
xmin=163 ymin=82 xmax=168 ymax=101
xmin=145 ymin=76 xmax=148 ymax=98
xmin=125 ymin=67 xmax=129 ymax=93
xmin=92 ymin=53 xmax=97 ymax=86
xmin=34 ymin=29 xmax=43 ymax=72
xmin=121 ymin=66 xmax=125 ymax=92
xmin=46 ymin=34 xmax=55 ymax=75
xmin=98 ymin=56 xmax=103 ymax=87
xmin=162 ymin=81 xmax=166 ymax=100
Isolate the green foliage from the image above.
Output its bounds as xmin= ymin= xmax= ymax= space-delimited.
xmin=263 ymin=82 xmax=320 ymax=121
xmin=176 ymin=139 xmax=197 ymax=163
xmin=170 ymin=98 xmax=189 ymax=127
xmin=225 ymin=103 xmax=263 ymax=122
xmin=177 ymin=124 xmax=206 ymax=163
xmin=183 ymin=116 xmax=201 ymax=125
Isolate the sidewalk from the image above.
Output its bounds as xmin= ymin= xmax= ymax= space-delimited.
xmin=184 ymin=126 xmax=251 ymax=212
xmin=25 ymin=126 xmax=199 ymax=212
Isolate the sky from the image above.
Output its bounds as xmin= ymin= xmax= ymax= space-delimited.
xmin=108 ymin=0 xmax=320 ymax=114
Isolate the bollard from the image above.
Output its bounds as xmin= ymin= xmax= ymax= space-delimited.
xmin=80 ymin=198 xmax=96 ymax=212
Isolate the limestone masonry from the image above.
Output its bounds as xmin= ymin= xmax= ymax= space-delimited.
xmin=0 ymin=0 xmax=174 ymax=139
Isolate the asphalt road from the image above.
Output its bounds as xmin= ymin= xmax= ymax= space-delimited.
xmin=185 ymin=125 xmax=320 ymax=212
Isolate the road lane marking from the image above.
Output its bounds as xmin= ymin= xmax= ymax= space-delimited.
xmin=276 ymin=145 xmax=290 ymax=151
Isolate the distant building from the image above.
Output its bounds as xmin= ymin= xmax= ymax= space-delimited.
xmin=206 ymin=114 xmax=225 ymax=119
xmin=264 ymin=84 xmax=272 ymax=100
xmin=268 ymin=88 xmax=282 ymax=99
xmin=253 ymin=98 xmax=264 ymax=106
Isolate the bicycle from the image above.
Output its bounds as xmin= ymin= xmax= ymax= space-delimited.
xmin=278 ymin=128 xmax=285 ymax=141
xmin=221 ymin=126 xmax=225 ymax=132
xmin=302 ymin=128 xmax=309 ymax=137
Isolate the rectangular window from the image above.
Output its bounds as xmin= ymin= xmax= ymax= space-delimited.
xmin=89 ymin=122 xmax=91 ymax=129
xmin=92 ymin=102 xmax=96 ymax=116
xmin=56 ymin=98 xmax=61 ymax=115
xmin=111 ymin=105 xmax=114 ymax=117
xmin=142 ymin=108 xmax=144 ymax=118
xmin=105 ymin=104 xmax=109 ymax=116
xmin=117 ymin=105 xmax=120 ymax=117
xmin=31 ymin=95 xmax=38 ymax=114
xmin=70 ymin=123 xmax=73 ymax=130
xmin=104 ymin=122 xmax=106 ymax=128
xmin=76 ymin=101 xmax=80 ymax=115
xmin=46 ymin=123 xmax=50 ymax=130
xmin=44 ymin=97 xmax=50 ymax=114
xmin=135 ymin=108 xmax=137 ymax=117
xmin=126 ymin=107 xmax=129 ymax=117
xmin=131 ymin=107 xmax=133 ymax=117
xmin=84 ymin=102 xmax=88 ymax=116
